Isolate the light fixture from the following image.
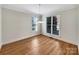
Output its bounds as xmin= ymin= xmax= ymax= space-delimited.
xmin=37 ymin=4 xmax=43 ymax=24
xmin=38 ymin=4 xmax=40 ymax=14
xmin=38 ymin=20 xmax=43 ymax=23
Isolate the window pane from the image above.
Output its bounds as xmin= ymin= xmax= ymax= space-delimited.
xmin=32 ymin=16 xmax=38 ymax=31
xmin=46 ymin=17 xmax=51 ymax=33
xmin=52 ymin=16 xmax=60 ymax=35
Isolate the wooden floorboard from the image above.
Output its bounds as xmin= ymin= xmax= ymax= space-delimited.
xmin=0 ymin=35 xmax=78 ymax=55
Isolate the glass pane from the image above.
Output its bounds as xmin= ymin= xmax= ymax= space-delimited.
xmin=46 ymin=17 xmax=51 ymax=33
xmin=32 ymin=16 xmax=38 ymax=31
xmin=52 ymin=16 xmax=59 ymax=35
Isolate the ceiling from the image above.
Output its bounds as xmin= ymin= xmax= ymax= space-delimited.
xmin=2 ymin=4 xmax=77 ymax=15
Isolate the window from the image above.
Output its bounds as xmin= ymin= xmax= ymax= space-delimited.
xmin=46 ymin=15 xmax=60 ymax=35
xmin=32 ymin=16 xmax=38 ymax=31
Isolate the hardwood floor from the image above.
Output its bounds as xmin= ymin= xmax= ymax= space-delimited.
xmin=0 ymin=35 xmax=78 ymax=55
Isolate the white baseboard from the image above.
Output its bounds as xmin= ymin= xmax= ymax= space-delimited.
xmin=42 ymin=33 xmax=77 ymax=45
xmin=2 ymin=34 xmax=40 ymax=45
xmin=78 ymin=44 xmax=79 ymax=49
xmin=0 ymin=44 xmax=1 ymax=49
xmin=0 ymin=42 xmax=2 ymax=50
xmin=2 ymin=33 xmax=78 ymax=46
xmin=60 ymin=38 xmax=77 ymax=45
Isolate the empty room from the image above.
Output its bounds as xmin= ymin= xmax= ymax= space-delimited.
xmin=0 ymin=4 xmax=79 ymax=55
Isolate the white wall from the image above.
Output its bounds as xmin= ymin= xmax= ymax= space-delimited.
xmin=42 ymin=8 xmax=77 ymax=45
xmin=0 ymin=6 xmax=2 ymax=49
xmin=2 ymin=8 xmax=41 ymax=45
xmin=60 ymin=9 xmax=77 ymax=45
xmin=77 ymin=8 xmax=79 ymax=48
